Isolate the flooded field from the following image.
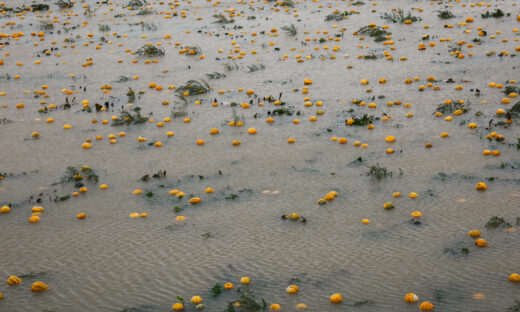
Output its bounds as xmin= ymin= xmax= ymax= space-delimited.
xmin=1 ymin=0 xmax=520 ymax=311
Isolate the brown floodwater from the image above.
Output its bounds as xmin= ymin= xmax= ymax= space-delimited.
xmin=0 ymin=0 xmax=520 ymax=311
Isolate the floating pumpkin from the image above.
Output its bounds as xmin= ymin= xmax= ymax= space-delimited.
xmin=383 ymin=202 xmax=395 ymax=210
xmin=288 ymin=213 xmax=300 ymax=221
xmin=286 ymin=284 xmax=299 ymax=294
xmin=404 ymin=293 xmax=419 ymax=303
xmin=29 ymin=216 xmax=40 ymax=223
xmin=7 ymin=276 xmax=21 ymax=285
xmin=419 ymin=301 xmax=434 ymax=311
xmin=76 ymin=213 xmax=86 ymax=219
xmin=172 ymin=303 xmax=184 ymax=311
xmin=0 ymin=205 xmax=10 ymax=213
xmin=224 ymin=282 xmax=234 ymax=289
xmin=31 ymin=281 xmax=49 ymax=292
xmin=509 ymin=273 xmax=520 ymax=283
xmin=468 ymin=230 xmax=481 ymax=237
xmin=410 ymin=211 xmax=422 ymax=218
xmin=362 ymin=219 xmax=370 ymax=224
xmin=295 ymin=303 xmax=307 ymax=309
xmin=475 ymin=238 xmax=488 ymax=247
xmin=269 ymin=304 xmax=281 ymax=311
xmin=191 ymin=296 xmax=202 ymax=304
xmin=189 ymin=197 xmax=201 ymax=204
xmin=329 ymin=293 xmax=343 ymax=303
xmin=476 ymin=182 xmax=487 ymax=191
xmin=240 ymin=277 xmax=251 ymax=284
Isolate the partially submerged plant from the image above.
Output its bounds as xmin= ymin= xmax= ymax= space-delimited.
xmin=56 ymin=0 xmax=73 ymax=8
xmin=247 ymin=64 xmax=265 ymax=72
xmin=176 ymin=79 xmax=210 ymax=97
xmin=481 ymin=9 xmax=504 ymax=19
xmin=206 ymin=72 xmax=226 ymax=79
xmin=31 ymin=3 xmax=50 ymax=11
xmin=112 ymin=107 xmax=149 ymax=126
xmin=485 ymin=216 xmax=512 ymax=228
xmin=135 ymin=45 xmax=165 ymax=57
xmin=127 ymin=0 xmax=144 ymax=7
xmin=325 ymin=11 xmax=353 ymax=21
xmin=98 ymin=24 xmax=111 ymax=32
xmin=61 ymin=166 xmax=98 ymax=183
xmin=381 ymin=9 xmax=421 ymax=23
xmin=437 ymin=10 xmax=455 ymax=19
xmin=281 ymin=24 xmax=298 ymax=36
xmin=366 ymin=163 xmax=392 ymax=179
xmin=357 ymin=25 xmax=389 ymax=42
xmin=435 ymin=100 xmax=470 ymax=114
xmin=213 ymin=14 xmax=235 ymax=24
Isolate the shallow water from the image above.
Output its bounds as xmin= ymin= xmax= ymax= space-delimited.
xmin=1 ymin=0 xmax=520 ymax=311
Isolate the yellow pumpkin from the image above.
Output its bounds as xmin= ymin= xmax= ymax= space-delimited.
xmin=189 ymin=197 xmax=201 ymax=204
xmin=241 ymin=277 xmax=251 ymax=284
xmin=404 ymin=293 xmax=419 ymax=303
xmin=317 ymin=198 xmax=327 ymax=205
xmin=468 ymin=230 xmax=481 ymax=238
xmin=475 ymin=238 xmax=488 ymax=247
xmin=286 ymin=284 xmax=299 ymax=294
xmin=269 ymin=304 xmax=281 ymax=311
xmin=7 ymin=276 xmax=22 ymax=285
xmin=29 ymin=216 xmax=40 ymax=223
xmin=0 ymin=292 xmax=3 ymax=300
xmin=329 ymin=293 xmax=343 ymax=303
xmin=509 ymin=273 xmax=520 ymax=283
xmin=419 ymin=301 xmax=434 ymax=311
xmin=476 ymin=182 xmax=487 ymax=191
xmin=224 ymin=282 xmax=234 ymax=290
xmin=0 ymin=205 xmax=10 ymax=213
xmin=172 ymin=303 xmax=184 ymax=311
xmin=191 ymin=296 xmax=202 ymax=304
xmin=76 ymin=213 xmax=87 ymax=219
xmin=383 ymin=202 xmax=395 ymax=210
xmin=410 ymin=211 xmax=422 ymax=218
xmin=288 ymin=213 xmax=300 ymax=221
xmin=385 ymin=136 xmax=395 ymax=143
xmin=295 ymin=303 xmax=307 ymax=309
xmin=31 ymin=281 xmax=49 ymax=292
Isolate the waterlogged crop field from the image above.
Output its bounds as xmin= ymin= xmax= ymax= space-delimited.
xmin=0 ymin=0 xmax=520 ymax=311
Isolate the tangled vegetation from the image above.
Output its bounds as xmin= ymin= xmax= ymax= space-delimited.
xmin=357 ymin=25 xmax=389 ymax=42
xmin=112 ymin=107 xmax=149 ymax=126
xmin=381 ymin=9 xmax=421 ymax=23
xmin=135 ymin=45 xmax=165 ymax=57
xmin=176 ymin=80 xmax=211 ymax=97
xmin=437 ymin=10 xmax=455 ymax=19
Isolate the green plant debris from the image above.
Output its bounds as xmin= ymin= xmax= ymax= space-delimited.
xmin=56 ymin=0 xmax=73 ymax=8
xmin=347 ymin=114 xmax=374 ymax=126
xmin=61 ymin=166 xmax=99 ymax=183
xmin=325 ymin=11 xmax=353 ymax=21
xmin=247 ymin=64 xmax=265 ymax=72
xmin=281 ymin=24 xmax=298 ymax=36
xmin=112 ymin=107 xmax=149 ymax=126
xmin=176 ymin=80 xmax=210 ymax=97
xmin=357 ymin=25 xmax=389 ymax=42
xmin=366 ymin=163 xmax=392 ymax=179
xmin=437 ymin=10 xmax=454 ymax=19
xmin=381 ymin=9 xmax=421 ymax=23
xmin=212 ymin=283 xmax=223 ymax=296
xmin=485 ymin=216 xmax=512 ymax=228
xmin=135 ymin=45 xmax=165 ymax=57
xmin=206 ymin=72 xmax=226 ymax=79
xmin=435 ymin=100 xmax=470 ymax=114
xmin=481 ymin=9 xmax=504 ymax=19
xmin=213 ymin=14 xmax=235 ymax=24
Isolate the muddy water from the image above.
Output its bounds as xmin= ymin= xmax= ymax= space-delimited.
xmin=1 ymin=0 xmax=520 ymax=311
